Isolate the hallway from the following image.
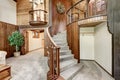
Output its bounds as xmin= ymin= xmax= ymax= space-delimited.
xmin=6 ymin=49 xmax=48 ymax=80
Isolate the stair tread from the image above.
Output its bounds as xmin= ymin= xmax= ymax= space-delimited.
xmin=61 ymin=63 xmax=84 ymax=80
xmin=60 ymin=47 xmax=69 ymax=50
xmin=60 ymin=59 xmax=77 ymax=71
xmin=60 ymin=54 xmax=73 ymax=59
xmin=52 ymin=30 xmax=83 ymax=80
xmin=54 ymin=40 xmax=67 ymax=43
xmin=60 ymin=50 xmax=71 ymax=52
xmin=60 ymin=50 xmax=72 ymax=56
xmin=55 ymin=41 xmax=67 ymax=44
xmin=53 ymin=37 xmax=66 ymax=39
xmin=52 ymin=37 xmax=67 ymax=41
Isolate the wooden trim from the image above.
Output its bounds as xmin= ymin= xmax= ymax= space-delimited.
xmin=67 ymin=22 xmax=80 ymax=63
xmin=0 ymin=21 xmax=17 ymax=26
xmin=29 ymin=9 xmax=47 ymax=13
xmin=94 ymin=61 xmax=113 ymax=77
xmin=112 ymin=34 xmax=114 ymax=76
xmin=66 ymin=0 xmax=84 ymax=14
xmin=74 ymin=7 xmax=84 ymax=12
xmin=45 ymin=26 xmax=61 ymax=79
xmin=80 ymin=59 xmax=94 ymax=61
xmin=67 ymin=14 xmax=107 ymax=26
xmin=80 ymin=59 xmax=113 ymax=78
xmin=28 ymin=48 xmax=42 ymax=53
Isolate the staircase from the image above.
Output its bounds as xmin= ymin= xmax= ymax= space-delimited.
xmin=52 ymin=31 xmax=83 ymax=80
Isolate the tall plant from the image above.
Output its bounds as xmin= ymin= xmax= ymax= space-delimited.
xmin=8 ymin=31 xmax=24 ymax=52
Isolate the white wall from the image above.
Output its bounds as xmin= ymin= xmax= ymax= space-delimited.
xmin=28 ymin=31 xmax=44 ymax=51
xmin=95 ymin=22 xmax=112 ymax=74
xmin=0 ymin=0 xmax=16 ymax=24
xmin=80 ymin=27 xmax=95 ymax=60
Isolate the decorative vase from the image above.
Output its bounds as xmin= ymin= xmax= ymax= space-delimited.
xmin=14 ymin=52 xmax=20 ymax=57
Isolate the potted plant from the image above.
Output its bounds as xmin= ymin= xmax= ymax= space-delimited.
xmin=8 ymin=31 xmax=24 ymax=57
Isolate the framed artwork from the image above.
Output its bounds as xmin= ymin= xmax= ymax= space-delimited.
xmin=88 ymin=0 xmax=106 ymax=16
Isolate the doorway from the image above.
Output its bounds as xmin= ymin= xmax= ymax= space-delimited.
xmin=21 ymin=29 xmax=44 ymax=54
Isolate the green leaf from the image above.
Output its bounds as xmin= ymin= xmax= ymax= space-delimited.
xmin=8 ymin=31 xmax=24 ymax=51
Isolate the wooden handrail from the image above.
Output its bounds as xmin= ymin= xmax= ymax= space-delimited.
xmin=66 ymin=0 xmax=84 ymax=14
xmin=29 ymin=9 xmax=47 ymax=13
xmin=45 ymin=26 xmax=60 ymax=80
xmin=67 ymin=14 xmax=107 ymax=26
xmin=66 ymin=0 xmax=107 ymax=25
xmin=46 ymin=27 xmax=60 ymax=49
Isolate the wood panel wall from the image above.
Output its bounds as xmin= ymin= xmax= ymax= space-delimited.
xmin=107 ymin=0 xmax=120 ymax=80
xmin=67 ymin=22 xmax=80 ymax=63
xmin=51 ymin=0 xmax=71 ymax=35
xmin=17 ymin=0 xmax=32 ymax=25
xmin=0 ymin=21 xmax=18 ymax=58
xmin=21 ymin=30 xmax=29 ymax=55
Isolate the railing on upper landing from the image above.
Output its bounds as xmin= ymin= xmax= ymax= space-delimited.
xmin=45 ymin=26 xmax=61 ymax=80
xmin=29 ymin=9 xmax=48 ymax=26
xmin=66 ymin=0 xmax=107 ymax=63
xmin=66 ymin=0 xmax=107 ymax=25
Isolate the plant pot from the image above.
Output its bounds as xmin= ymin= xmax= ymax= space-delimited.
xmin=14 ymin=52 xmax=20 ymax=57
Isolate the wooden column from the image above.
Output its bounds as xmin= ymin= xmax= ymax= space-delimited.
xmin=21 ymin=30 xmax=29 ymax=54
xmin=67 ymin=22 xmax=80 ymax=63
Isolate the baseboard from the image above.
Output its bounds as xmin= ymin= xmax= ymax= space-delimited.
xmin=94 ymin=61 xmax=113 ymax=77
xmin=28 ymin=48 xmax=43 ymax=53
xmin=80 ymin=59 xmax=94 ymax=61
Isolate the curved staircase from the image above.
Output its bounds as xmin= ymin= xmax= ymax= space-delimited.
xmin=52 ymin=31 xmax=83 ymax=80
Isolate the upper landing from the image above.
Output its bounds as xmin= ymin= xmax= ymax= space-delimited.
xmin=66 ymin=0 xmax=107 ymax=27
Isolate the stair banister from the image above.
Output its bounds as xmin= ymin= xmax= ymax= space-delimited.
xmin=45 ymin=26 xmax=61 ymax=80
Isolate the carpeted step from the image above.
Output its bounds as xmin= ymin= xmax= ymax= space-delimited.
xmin=53 ymin=37 xmax=67 ymax=40
xmin=56 ymin=42 xmax=68 ymax=45
xmin=60 ymin=54 xmax=74 ymax=62
xmin=53 ymin=38 xmax=67 ymax=41
xmin=60 ymin=59 xmax=77 ymax=72
xmin=53 ymin=39 xmax=67 ymax=43
xmin=60 ymin=46 xmax=69 ymax=50
xmin=60 ymin=50 xmax=72 ymax=55
xmin=53 ymin=34 xmax=66 ymax=38
xmin=61 ymin=63 xmax=84 ymax=80
xmin=55 ymin=41 xmax=67 ymax=44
